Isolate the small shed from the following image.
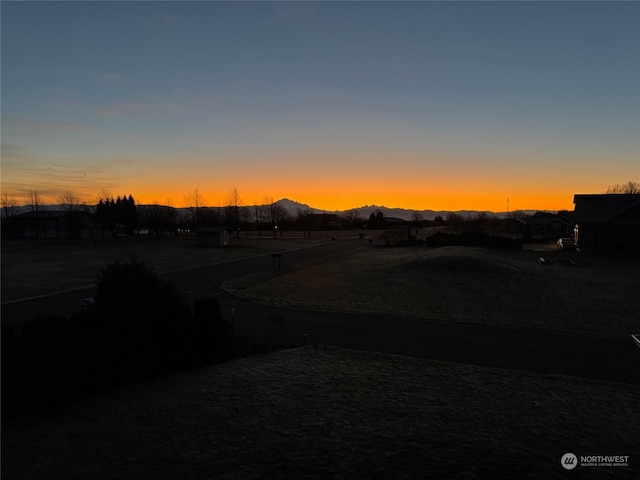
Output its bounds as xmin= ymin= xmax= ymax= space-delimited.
xmin=196 ymin=226 xmax=230 ymax=247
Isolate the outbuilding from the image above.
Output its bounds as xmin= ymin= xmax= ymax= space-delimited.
xmin=196 ymin=226 xmax=230 ymax=247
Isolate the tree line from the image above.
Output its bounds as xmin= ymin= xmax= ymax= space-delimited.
xmin=2 ymin=181 xmax=637 ymax=239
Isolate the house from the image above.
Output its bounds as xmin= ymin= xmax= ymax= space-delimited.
xmin=524 ymin=215 xmax=573 ymax=241
xmin=196 ymin=226 xmax=229 ymax=247
xmin=11 ymin=211 xmax=105 ymax=239
xmin=305 ymin=213 xmax=340 ymax=231
xmin=505 ymin=218 xmax=527 ymax=235
xmin=573 ymin=194 xmax=640 ymax=250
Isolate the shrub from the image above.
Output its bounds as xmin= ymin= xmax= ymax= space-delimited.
xmin=94 ymin=259 xmax=183 ymax=315
xmin=425 ymin=232 xmax=456 ymax=247
xmin=192 ymin=297 xmax=231 ymax=364
xmin=2 ymin=261 xmax=237 ymax=418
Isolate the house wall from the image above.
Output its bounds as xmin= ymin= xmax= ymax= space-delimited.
xmin=197 ymin=231 xmax=229 ymax=247
xmin=577 ymin=222 xmax=640 ymax=250
xmin=577 ymin=203 xmax=640 ymax=250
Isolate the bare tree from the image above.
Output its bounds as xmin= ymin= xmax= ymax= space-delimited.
xmin=224 ymin=187 xmax=243 ymax=237
xmin=1 ymin=192 xmax=17 ymax=219
xmin=27 ymin=190 xmax=42 ymax=237
xmin=249 ymin=197 xmax=269 ymax=236
xmin=96 ymin=190 xmax=113 ymax=204
xmin=340 ymin=209 xmax=364 ymax=229
xmin=183 ymin=188 xmax=206 ymax=229
xmin=268 ymin=199 xmax=288 ymax=238
xmin=57 ymin=190 xmax=80 ymax=213
xmin=446 ymin=212 xmax=465 ymax=233
xmin=1 ymin=192 xmax=18 ymax=238
xmin=29 ymin=189 xmax=41 ymax=214
xmin=606 ymin=181 xmax=639 ymax=194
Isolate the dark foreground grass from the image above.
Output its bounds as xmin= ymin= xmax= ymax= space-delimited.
xmin=3 ymin=346 xmax=638 ymax=479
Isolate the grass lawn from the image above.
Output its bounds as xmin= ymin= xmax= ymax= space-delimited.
xmin=3 ymin=238 xmax=638 ymax=478
xmin=2 ymin=346 xmax=638 ymax=479
xmin=1 ymin=233 xmax=335 ymax=303
xmin=225 ymin=245 xmax=640 ymax=339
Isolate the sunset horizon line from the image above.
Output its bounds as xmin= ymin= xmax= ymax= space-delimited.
xmin=5 ymin=193 xmax=577 ymax=216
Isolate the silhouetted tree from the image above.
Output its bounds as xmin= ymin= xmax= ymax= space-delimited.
xmin=267 ymin=198 xmax=288 ymax=237
xmin=28 ymin=189 xmax=41 ymax=214
xmin=57 ymin=190 xmax=80 ymax=213
xmin=466 ymin=212 xmax=489 ymax=234
xmin=606 ymin=181 xmax=639 ymax=194
xmin=446 ymin=213 xmax=465 ymax=233
xmin=183 ymin=188 xmax=206 ymax=229
xmin=340 ymin=209 xmax=364 ymax=229
xmin=95 ymin=193 xmax=138 ymax=236
xmin=56 ymin=190 xmax=85 ymax=238
xmin=1 ymin=192 xmax=17 ymax=219
xmin=141 ymin=203 xmax=178 ymax=237
xmin=367 ymin=210 xmax=385 ymax=229
xmin=253 ymin=201 xmax=269 ymax=235
xmin=28 ymin=190 xmax=42 ymax=237
xmin=1 ymin=192 xmax=18 ymax=238
xmin=224 ymin=187 xmax=243 ymax=237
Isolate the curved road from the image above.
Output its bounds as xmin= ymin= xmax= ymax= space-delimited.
xmin=3 ymin=239 xmax=639 ymax=385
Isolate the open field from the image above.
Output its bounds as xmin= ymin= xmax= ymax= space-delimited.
xmin=225 ymin=245 xmax=640 ymax=339
xmin=3 ymin=346 xmax=638 ymax=479
xmin=1 ymin=233 xmax=339 ymax=303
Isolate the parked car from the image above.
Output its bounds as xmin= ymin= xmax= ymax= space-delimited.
xmin=556 ymin=237 xmax=575 ymax=251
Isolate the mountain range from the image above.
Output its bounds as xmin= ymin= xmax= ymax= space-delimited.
xmin=6 ymin=198 xmax=544 ymax=221
xmin=273 ymin=198 xmax=540 ymax=221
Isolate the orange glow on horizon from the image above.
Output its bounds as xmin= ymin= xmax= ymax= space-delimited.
xmin=3 ymin=181 xmax=575 ymax=213
xmin=124 ymin=186 xmax=575 ymax=213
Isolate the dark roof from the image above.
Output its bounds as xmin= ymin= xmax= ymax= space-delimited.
xmin=525 ymin=216 xmax=571 ymax=226
xmin=16 ymin=210 xmax=66 ymax=219
xmin=385 ymin=217 xmax=408 ymax=225
xmin=573 ymin=194 xmax=640 ymax=223
xmin=14 ymin=210 xmax=102 ymax=228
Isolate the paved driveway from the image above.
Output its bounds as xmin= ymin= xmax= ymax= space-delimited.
xmin=3 ymin=239 xmax=639 ymax=385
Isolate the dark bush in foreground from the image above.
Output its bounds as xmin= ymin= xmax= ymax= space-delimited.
xmin=94 ymin=259 xmax=183 ymax=315
xmin=192 ymin=297 xmax=231 ymax=364
xmin=2 ymin=261 xmax=233 ymax=419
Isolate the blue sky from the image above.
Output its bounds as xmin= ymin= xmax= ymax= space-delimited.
xmin=2 ymin=1 xmax=639 ymax=211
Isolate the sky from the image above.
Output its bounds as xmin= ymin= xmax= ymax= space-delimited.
xmin=2 ymin=1 xmax=639 ymax=212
